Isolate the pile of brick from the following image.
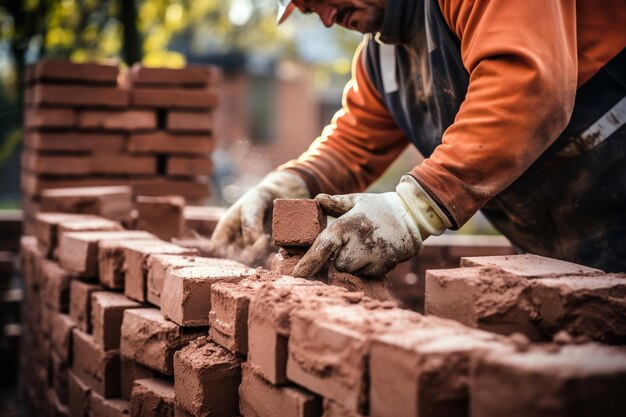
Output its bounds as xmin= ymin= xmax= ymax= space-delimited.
xmin=18 ymin=197 xmax=626 ymax=416
xmin=22 ymin=60 xmax=220 ymax=233
xmin=1 ymin=249 xmax=21 ymax=385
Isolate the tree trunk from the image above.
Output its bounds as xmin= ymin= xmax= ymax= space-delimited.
xmin=119 ymin=0 xmax=142 ymax=65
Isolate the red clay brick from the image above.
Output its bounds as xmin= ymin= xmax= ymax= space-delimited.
xmin=120 ymin=308 xmax=205 ymax=375
xmin=167 ymin=156 xmax=214 ymax=176
xmin=24 ymin=132 xmax=126 ymax=154
xmin=58 ymin=217 xmax=124 ymax=237
xmin=90 ymin=154 xmax=157 ymax=175
xmin=33 ymin=84 xmax=128 ymax=108
xmin=72 ymin=328 xmax=120 ymax=398
xmin=41 ymin=259 xmax=75 ymax=312
xmin=322 ymin=400 xmax=364 ymax=417
xmin=35 ymin=212 xmax=101 ymax=258
xmin=182 ymin=206 xmax=226 ymax=238
xmin=68 ymin=370 xmax=91 ymax=417
xmin=129 ymin=64 xmax=216 ymax=87
xmin=21 ymin=173 xmax=130 ymax=197
xmin=370 ymin=325 xmax=504 ymax=417
xmin=271 ymin=249 xmax=304 ymax=276
xmin=97 ymin=237 xmax=155 ymax=290
xmin=167 ymin=111 xmax=214 ymax=132
xmin=34 ymin=60 xmax=119 ymax=84
xmin=460 ymin=253 xmax=603 ymax=276
xmin=90 ymin=391 xmax=130 ymax=417
xmin=123 ymin=239 xmax=197 ymax=303
xmin=50 ymin=313 xmax=77 ymax=363
xmin=470 ymin=343 xmax=626 ymax=417
xmin=78 ymin=109 xmax=156 ymax=131
xmin=132 ymin=178 xmax=211 ymax=203
xmin=130 ymin=377 xmax=176 ymax=417
xmin=121 ymin=357 xmax=154 ymax=401
xmin=239 ymin=362 xmax=322 ymax=417
xmin=21 ymin=235 xmax=43 ymax=289
xmin=327 ymin=265 xmax=393 ymax=301
xmin=70 ymin=280 xmax=104 ymax=333
xmin=286 ymin=299 xmax=424 ymax=413
xmin=24 ymin=108 xmax=77 ymax=129
xmin=91 ymin=291 xmax=142 ymax=351
xmin=272 ymin=199 xmax=326 ymax=247
xmin=136 ymin=195 xmax=185 ymax=241
xmin=126 ymin=132 xmax=214 ymax=154
xmin=22 ymin=152 xmax=92 ymax=175
xmin=130 ymin=87 xmax=218 ymax=109
xmin=173 ymin=337 xmax=241 ymax=417
xmin=40 ymin=186 xmax=133 ymax=223
xmin=50 ymin=350 xmax=70 ymax=404
xmin=59 ymin=230 xmax=155 ymax=278
xmin=161 ymin=259 xmax=252 ymax=326
xmin=45 ymin=387 xmax=70 ymax=416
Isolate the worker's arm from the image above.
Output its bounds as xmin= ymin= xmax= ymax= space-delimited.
xmin=278 ymin=41 xmax=409 ymax=197
xmin=412 ymin=0 xmax=578 ymax=227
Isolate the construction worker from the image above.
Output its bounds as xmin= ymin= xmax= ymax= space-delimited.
xmin=210 ymin=0 xmax=626 ymax=276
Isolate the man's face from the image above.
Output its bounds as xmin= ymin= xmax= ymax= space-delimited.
xmin=291 ymin=0 xmax=387 ymax=34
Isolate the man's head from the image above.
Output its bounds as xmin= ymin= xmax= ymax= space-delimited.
xmin=276 ymin=0 xmax=386 ymax=34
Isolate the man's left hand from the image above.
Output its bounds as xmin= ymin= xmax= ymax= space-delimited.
xmin=292 ymin=175 xmax=452 ymax=279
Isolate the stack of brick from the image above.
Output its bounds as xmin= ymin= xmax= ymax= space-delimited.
xmin=0 ymin=250 xmax=21 ymax=385
xmin=22 ymin=60 xmax=220 ymax=234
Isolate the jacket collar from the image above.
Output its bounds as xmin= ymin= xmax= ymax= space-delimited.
xmin=377 ymin=0 xmax=421 ymax=44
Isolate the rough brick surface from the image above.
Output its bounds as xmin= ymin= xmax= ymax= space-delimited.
xmin=50 ymin=350 xmax=70 ymax=404
xmin=58 ymin=217 xmax=124 ymax=236
xmin=121 ymin=357 xmax=154 ymax=401
xmin=272 ymin=199 xmax=326 ymax=247
xmin=239 ymin=362 xmax=323 ymax=417
xmin=136 ymin=195 xmax=185 ymax=241
xmin=91 ymin=291 xmax=142 ymax=351
xmin=68 ymin=370 xmax=91 ymax=417
xmin=470 ymin=344 xmax=626 ymax=417
xmin=41 ymin=259 xmax=75 ymax=312
xmin=35 ymin=212 xmax=100 ymax=258
xmin=21 ymin=236 xmax=43 ymax=289
xmin=460 ymin=254 xmax=603 ymax=277
xmin=120 ymin=308 xmax=204 ymax=375
xmin=161 ymin=259 xmax=252 ymax=326
xmin=132 ymin=178 xmax=211 ymax=203
xmin=40 ymin=186 xmax=133 ymax=223
xmin=167 ymin=156 xmax=214 ymax=176
xmin=173 ymin=337 xmax=241 ymax=417
xmin=182 ymin=206 xmax=225 ymax=238
xmin=72 ymin=329 xmax=120 ymax=398
xmin=130 ymin=378 xmax=176 ymax=417
xmin=90 ymin=391 xmax=131 ymax=417
xmin=327 ymin=266 xmax=393 ymax=302
xmin=123 ymin=239 xmax=197 ymax=303
xmin=70 ymin=280 xmax=104 ymax=333
xmin=322 ymin=400 xmax=364 ymax=417
xmin=50 ymin=313 xmax=77 ymax=363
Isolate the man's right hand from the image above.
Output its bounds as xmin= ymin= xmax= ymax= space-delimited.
xmin=207 ymin=170 xmax=309 ymax=266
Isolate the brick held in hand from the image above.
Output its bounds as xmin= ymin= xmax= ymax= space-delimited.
xmin=239 ymin=362 xmax=323 ymax=417
xmin=136 ymin=195 xmax=185 ymax=242
xmin=173 ymin=337 xmax=241 ymax=417
xmin=33 ymin=60 xmax=120 ymax=85
xmin=272 ymin=199 xmax=326 ymax=247
xmin=91 ymin=291 xmax=142 ymax=351
xmin=70 ymin=280 xmax=104 ymax=333
xmin=470 ymin=343 xmax=626 ymax=417
xmin=120 ymin=308 xmax=205 ymax=375
xmin=130 ymin=377 xmax=175 ymax=417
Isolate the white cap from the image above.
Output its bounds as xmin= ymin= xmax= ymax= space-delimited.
xmin=276 ymin=0 xmax=297 ymax=24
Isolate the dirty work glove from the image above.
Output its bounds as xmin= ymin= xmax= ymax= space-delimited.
xmin=293 ymin=175 xmax=452 ymax=279
xmin=208 ymin=170 xmax=309 ymax=267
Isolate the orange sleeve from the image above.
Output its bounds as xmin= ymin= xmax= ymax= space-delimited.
xmin=278 ymin=40 xmax=409 ymax=197
xmin=411 ymin=0 xmax=578 ymax=227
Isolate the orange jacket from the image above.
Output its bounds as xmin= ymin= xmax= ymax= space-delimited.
xmin=280 ymin=0 xmax=626 ymax=227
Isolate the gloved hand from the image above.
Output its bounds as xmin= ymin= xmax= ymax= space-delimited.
xmin=207 ymin=170 xmax=309 ymax=266
xmin=293 ymin=175 xmax=452 ymax=279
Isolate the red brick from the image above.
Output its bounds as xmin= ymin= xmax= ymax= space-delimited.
xmin=72 ymin=328 xmax=120 ymax=398
xmin=286 ymin=299 xmax=424 ymax=413
xmin=90 ymin=154 xmax=157 ymax=175
xmin=130 ymin=88 xmax=218 ymax=109
xmin=97 ymin=238 xmax=155 ymax=290
xmin=24 ymin=108 xmax=76 ymax=129
xmin=68 ymin=370 xmax=91 ymax=417
xmin=272 ymin=199 xmax=326 ymax=247
xmin=161 ymin=259 xmax=252 ymax=326
xmin=239 ymin=362 xmax=322 ymax=417
xmin=132 ymin=178 xmax=211 ymax=203
xmin=58 ymin=217 xmax=124 ymax=236
xmin=173 ymin=337 xmax=241 ymax=417
xmin=78 ymin=109 xmax=156 ymax=131
xmin=35 ymin=212 xmax=101 ymax=258
xmin=182 ymin=206 xmax=226 ymax=238
xmin=50 ymin=350 xmax=70 ymax=404
xmin=167 ymin=156 xmax=214 ymax=176
xmin=33 ymin=84 xmax=128 ymax=108
xmin=21 ymin=235 xmax=43 ymax=289
xmin=121 ymin=357 xmax=154 ymax=401
xmin=120 ymin=308 xmax=205 ymax=375
xmin=369 ymin=325 xmax=504 ymax=417
xmin=21 ymin=173 xmax=131 ymax=197
xmin=24 ymin=131 xmax=125 ymax=154
xmin=130 ymin=378 xmax=176 ymax=417
xmin=126 ymin=132 xmax=214 ymax=154
xmin=70 ymin=280 xmax=104 ymax=333
xmin=40 ymin=186 xmax=133 ymax=223
xmin=271 ymin=249 xmax=304 ymax=276
xmin=322 ymin=400 xmax=364 ymax=417
xmin=41 ymin=259 xmax=75 ymax=312
xmin=22 ymin=152 xmax=92 ymax=175
xmin=50 ymin=313 xmax=77 ymax=362
xmin=327 ymin=265 xmax=393 ymax=301
xmin=129 ymin=64 xmax=216 ymax=87
xmin=470 ymin=344 xmax=626 ymax=417
xmin=34 ymin=60 xmax=119 ymax=84
xmin=123 ymin=239 xmax=197 ymax=303
xmin=167 ymin=110 xmax=214 ymax=132
xmin=136 ymin=195 xmax=185 ymax=241
xmin=90 ymin=391 xmax=130 ymax=417
xmin=59 ymin=230 xmax=155 ymax=278
xmin=91 ymin=291 xmax=142 ymax=350
xmin=460 ymin=253 xmax=603 ymax=276
xmin=45 ymin=387 xmax=70 ymax=416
